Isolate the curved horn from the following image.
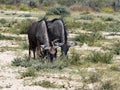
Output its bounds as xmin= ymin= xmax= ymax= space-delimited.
xmin=41 ymin=45 xmax=51 ymax=50
xmin=51 ymin=39 xmax=60 ymax=48
xmin=51 ymin=39 xmax=59 ymax=46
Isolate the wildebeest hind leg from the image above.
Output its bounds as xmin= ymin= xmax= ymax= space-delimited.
xmin=28 ymin=47 xmax=31 ymax=60
xmin=33 ymin=49 xmax=36 ymax=59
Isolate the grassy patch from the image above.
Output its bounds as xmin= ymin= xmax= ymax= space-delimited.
xmin=32 ymin=80 xmax=63 ymax=88
xmin=12 ymin=56 xmax=69 ymax=70
xmin=100 ymin=81 xmax=114 ymax=90
xmin=85 ymin=51 xmax=113 ymax=64
xmin=46 ymin=6 xmax=70 ymax=16
xmin=80 ymin=14 xmax=94 ymax=20
xmin=0 ymin=34 xmax=22 ymax=40
xmin=21 ymin=68 xmax=37 ymax=78
xmin=74 ymin=32 xmax=104 ymax=46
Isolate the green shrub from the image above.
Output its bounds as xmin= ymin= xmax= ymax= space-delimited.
xmin=101 ymin=17 xmax=114 ymax=21
xmin=12 ymin=56 xmax=69 ymax=70
xmin=32 ymin=80 xmax=63 ymax=88
xmin=21 ymin=41 xmax=29 ymax=50
xmin=106 ymin=22 xmax=120 ymax=33
xmin=82 ymin=21 xmax=107 ymax=31
xmin=86 ymin=51 xmax=113 ymax=64
xmin=102 ymin=7 xmax=114 ymax=13
xmin=19 ymin=5 xmax=30 ymax=11
xmin=69 ymin=49 xmax=82 ymax=65
xmin=110 ymin=65 xmax=120 ymax=71
xmin=5 ymin=5 xmax=15 ymax=10
xmin=46 ymin=6 xmax=70 ymax=16
xmin=101 ymin=81 xmax=114 ymax=90
xmin=24 ymin=14 xmax=32 ymax=17
xmin=10 ymin=19 xmax=34 ymax=34
xmin=80 ymin=14 xmax=94 ymax=20
xmin=0 ymin=19 xmax=7 ymax=24
xmin=74 ymin=32 xmax=104 ymax=46
xmin=21 ymin=68 xmax=36 ymax=78
xmin=112 ymin=41 xmax=120 ymax=55
xmin=66 ymin=20 xmax=81 ymax=29
xmin=0 ymin=34 xmax=22 ymax=40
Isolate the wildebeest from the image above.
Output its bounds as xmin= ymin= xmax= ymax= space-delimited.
xmin=27 ymin=18 xmax=58 ymax=62
xmin=46 ymin=18 xmax=76 ymax=56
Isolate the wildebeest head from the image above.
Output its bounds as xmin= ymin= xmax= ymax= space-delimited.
xmin=60 ymin=42 xmax=77 ymax=56
xmin=41 ymin=39 xmax=59 ymax=62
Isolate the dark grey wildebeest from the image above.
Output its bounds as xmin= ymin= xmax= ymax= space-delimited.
xmin=46 ymin=18 xmax=76 ymax=56
xmin=27 ymin=18 xmax=58 ymax=62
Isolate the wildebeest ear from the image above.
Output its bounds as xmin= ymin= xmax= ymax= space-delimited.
xmin=67 ymin=42 xmax=77 ymax=47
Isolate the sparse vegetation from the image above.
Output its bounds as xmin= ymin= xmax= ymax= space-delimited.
xmin=75 ymin=32 xmax=104 ymax=46
xmin=20 ymin=68 xmax=37 ymax=78
xmin=86 ymin=51 xmax=113 ymax=64
xmin=46 ymin=6 xmax=70 ymax=16
xmin=0 ymin=1 xmax=120 ymax=89
xmin=12 ymin=56 xmax=69 ymax=70
xmin=32 ymin=80 xmax=63 ymax=88
xmin=111 ymin=41 xmax=120 ymax=55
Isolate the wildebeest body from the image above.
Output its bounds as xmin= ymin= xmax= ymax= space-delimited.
xmin=28 ymin=19 xmax=50 ymax=59
xmin=47 ymin=19 xmax=72 ymax=56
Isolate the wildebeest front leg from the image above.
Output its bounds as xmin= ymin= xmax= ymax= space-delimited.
xmin=28 ymin=47 xmax=31 ymax=60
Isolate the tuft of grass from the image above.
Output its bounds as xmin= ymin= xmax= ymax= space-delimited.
xmin=100 ymin=81 xmax=114 ymax=90
xmin=86 ymin=51 xmax=113 ymax=64
xmin=8 ymin=19 xmax=34 ymax=34
xmin=80 ymin=14 xmax=94 ymax=20
xmin=82 ymin=72 xmax=101 ymax=84
xmin=12 ymin=56 xmax=69 ymax=70
xmin=74 ymin=32 xmax=104 ymax=46
xmin=88 ymin=72 xmax=101 ymax=83
xmin=69 ymin=49 xmax=82 ymax=65
xmin=110 ymin=65 xmax=120 ymax=71
xmin=21 ymin=41 xmax=29 ymax=50
xmin=81 ymin=21 xmax=107 ymax=32
xmin=111 ymin=41 xmax=120 ymax=55
xmin=0 ymin=34 xmax=22 ymax=40
xmin=21 ymin=68 xmax=37 ymax=78
xmin=46 ymin=6 xmax=70 ymax=16
xmin=32 ymin=80 xmax=63 ymax=88
xmin=106 ymin=22 xmax=120 ymax=33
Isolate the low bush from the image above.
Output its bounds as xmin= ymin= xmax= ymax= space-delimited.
xmin=19 ymin=5 xmax=30 ymax=11
xmin=82 ymin=21 xmax=107 ymax=32
xmin=0 ymin=33 xmax=22 ymax=40
xmin=69 ymin=49 xmax=82 ymax=65
xmin=0 ymin=19 xmax=7 ymax=24
xmin=46 ymin=6 xmax=70 ymax=16
xmin=74 ymin=32 xmax=104 ymax=46
xmin=110 ymin=65 xmax=120 ymax=71
xmin=86 ymin=51 xmax=113 ymax=64
xmin=102 ymin=7 xmax=114 ymax=13
xmin=80 ymin=14 xmax=94 ymax=20
xmin=12 ymin=49 xmax=83 ymax=70
xmin=66 ymin=20 xmax=81 ymax=29
xmin=9 ymin=19 xmax=34 ymax=34
xmin=106 ymin=22 xmax=120 ymax=33
xmin=100 ymin=81 xmax=114 ymax=90
xmin=21 ymin=68 xmax=36 ymax=78
xmin=32 ymin=80 xmax=63 ymax=88
xmin=12 ymin=56 xmax=69 ymax=70
xmin=111 ymin=41 xmax=120 ymax=55
xmin=101 ymin=17 xmax=114 ymax=21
